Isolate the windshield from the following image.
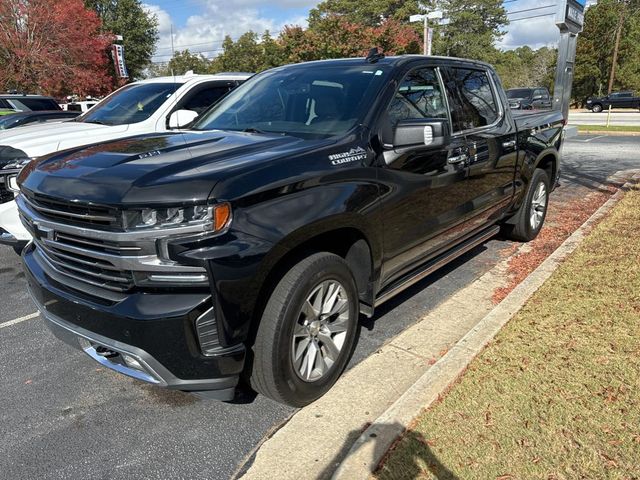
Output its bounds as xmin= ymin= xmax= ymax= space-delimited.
xmin=192 ymin=64 xmax=392 ymax=138
xmin=0 ymin=115 xmax=21 ymax=130
xmin=507 ymin=89 xmax=532 ymax=99
xmin=77 ymin=82 xmax=183 ymax=126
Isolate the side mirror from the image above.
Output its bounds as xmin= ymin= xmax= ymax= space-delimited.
xmin=393 ymin=119 xmax=449 ymax=150
xmin=168 ymin=109 xmax=199 ymax=129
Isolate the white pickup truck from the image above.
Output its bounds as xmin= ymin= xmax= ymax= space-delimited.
xmin=0 ymin=72 xmax=250 ymax=251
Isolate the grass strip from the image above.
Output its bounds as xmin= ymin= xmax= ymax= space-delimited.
xmin=376 ymin=187 xmax=640 ymax=480
xmin=577 ymin=125 xmax=640 ymax=133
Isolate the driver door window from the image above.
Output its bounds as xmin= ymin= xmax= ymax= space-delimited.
xmin=388 ymin=68 xmax=448 ymax=126
xmin=180 ymin=85 xmax=233 ymax=116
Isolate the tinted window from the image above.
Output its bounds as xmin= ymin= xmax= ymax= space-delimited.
xmin=0 ymin=99 xmax=12 ymax=109
xmin=194 ymin=65 xmax=392 ymax=139
xmin=388 ymin=67 xmax=448 ymax=125
xmin=181 ymin=86 xmax=231 ymax=115
xmin=78 ymin=82 xmax=182 ymax=126
xmin=445 ymin=68 xmax=499 ymax=131
xmin=17 ymin=98 xmax=60 ymax=111
xmin=534 ymin=89 xmax=549 ymax=99
xmin=507 ymin=89 xmax=531 ymax=99
xmin=67 ymin=104 xmax=83 ymax=112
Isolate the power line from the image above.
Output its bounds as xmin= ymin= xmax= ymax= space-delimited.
xmin=507 ymin=5 xmax=555 ymax=16
xmin=508 ymin=12 xmax=556 ymax=22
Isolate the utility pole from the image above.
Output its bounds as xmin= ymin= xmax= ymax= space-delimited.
xmin=607 ymin=7 xmax=625 ymax=94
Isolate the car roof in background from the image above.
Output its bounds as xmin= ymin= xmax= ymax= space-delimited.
xmin=0 ymin=93 xmax=57 ymax=99
xmin=135 ymin=72 xmax=253 ymax=84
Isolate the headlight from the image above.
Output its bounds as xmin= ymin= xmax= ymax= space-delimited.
xmin=122 ymin=202 xmax=231 ymax=232
xmin=586 ymin=100 xmax=592 ymax=104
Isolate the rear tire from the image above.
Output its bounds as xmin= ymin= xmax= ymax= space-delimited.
xmin=250 ymin=252 xmax=360 ymax=407
xmin=502 ymin=168 xmax=550 ymax=242
xmin=591 ymin=103 xmax=603 ymax=113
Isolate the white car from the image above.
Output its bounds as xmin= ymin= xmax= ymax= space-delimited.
xmin=63 ymin=101 xmax=98 ymax=113
xmin=0 ymin=72 xmax=251 ymax=250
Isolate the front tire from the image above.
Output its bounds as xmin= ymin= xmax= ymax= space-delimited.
xmin=591 ymin=103 xmax=603 ymax=113
xmin=250 ymin=252 xmax=360 ymax=407
xmin=502 ymin=168 xmax=550 ymax=242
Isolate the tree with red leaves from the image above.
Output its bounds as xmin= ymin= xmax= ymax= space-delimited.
xmin=0 ymin=0 xmax=112 ymax=97
xmin=279 ymin=16 xmax=421 ymax=64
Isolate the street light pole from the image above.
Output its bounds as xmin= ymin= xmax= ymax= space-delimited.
xmin=411 ymin=11 xmax=443 ymax=56
xmin=423 ymin=16 xmax=428 ymax=55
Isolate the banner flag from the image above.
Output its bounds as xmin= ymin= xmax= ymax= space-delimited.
xmin=111 ymin=44 xmax=129 ymax=79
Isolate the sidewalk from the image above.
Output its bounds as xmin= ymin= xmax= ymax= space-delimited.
xmin=240 ymin=172 xmax=638 ymax=480
xmin=369 ymin=182 xmax=640 ymax=479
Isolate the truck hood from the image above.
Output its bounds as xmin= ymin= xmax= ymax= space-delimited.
xmin=21 ymin=129 xmax=318 ymax=206
xmin=0 ymin=121 xmax=130 ymax=158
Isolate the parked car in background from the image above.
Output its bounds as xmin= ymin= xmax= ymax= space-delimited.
xmin=506 ymin=87 xmax=552 ymax=110
xmin=0 ymin=94 xmax=62 ymax=112
xmin=17 ymin=55 xmax=564 ymax=406
xmin=586 ymin=91 xmax=640 ymax=112
xmin=0 ymin=72 xmax=251 ymax=250
xmin=0 ymin=111 xmax=80 ymax=130
xmin=64 ymin=100 xmax=98 ymax=113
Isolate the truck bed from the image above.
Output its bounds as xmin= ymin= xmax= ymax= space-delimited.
xmin=512 ymin=110 xmax=564 ymax=130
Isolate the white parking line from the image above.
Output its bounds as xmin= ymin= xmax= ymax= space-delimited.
xmin=584 ymin=135 xmax=607 ymax=142
xmin=0 ymin=312 xmax=39 ymax=329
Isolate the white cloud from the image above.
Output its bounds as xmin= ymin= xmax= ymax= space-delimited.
xmin=498 ymin=0 xmax=561 ymax=50
xmin=144 ymin=2 xmax=309 ymax=63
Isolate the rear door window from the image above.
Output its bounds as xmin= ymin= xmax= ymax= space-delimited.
xmin=443 ymin=67 xmax=499 ymax=132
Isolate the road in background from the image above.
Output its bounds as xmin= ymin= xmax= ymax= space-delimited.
xmin=0 ymin=135 xmax=638 ymax=480
xmin=568 ymin=110 xmax=640 ymax=126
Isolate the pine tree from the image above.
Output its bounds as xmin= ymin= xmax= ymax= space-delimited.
xmin=435 ymin=0 xmax=508 ymax=61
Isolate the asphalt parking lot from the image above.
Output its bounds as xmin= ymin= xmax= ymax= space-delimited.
xmin=1 ymin=135 xmax=639 ymax=480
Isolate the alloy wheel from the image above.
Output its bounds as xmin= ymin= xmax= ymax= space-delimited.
xmin=529 ymin=182 xmax=547 ymax=231
xmin=291 ymin=280 xmax=350 ymax=382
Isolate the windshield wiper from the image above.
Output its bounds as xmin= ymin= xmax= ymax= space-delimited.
xmin=82 ymin=120 xmax=109 ymax=126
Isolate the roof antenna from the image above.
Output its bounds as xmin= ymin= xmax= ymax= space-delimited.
xmin=366 ymin=47 xmax=385 ymax=64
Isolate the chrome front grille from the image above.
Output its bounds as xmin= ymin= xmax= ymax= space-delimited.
xmin=17 ymin=194 xmax=209 ymax=300
xmin=22 ymin=190 xmax=120 ymax=229
xmin=35 ymin=235 xmax=135 ymax=292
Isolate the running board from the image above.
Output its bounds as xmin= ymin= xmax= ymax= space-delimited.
xmin=374 ymin=225 xmax=500 ymax=308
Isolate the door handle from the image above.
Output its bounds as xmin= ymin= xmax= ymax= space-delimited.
xmin=502 ymin=140 xmax=517 ymax=149
xmin=448 ymin=154 xmax=468 ymax=165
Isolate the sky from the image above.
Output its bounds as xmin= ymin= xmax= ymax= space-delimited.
xmin=143 ymin=0 xmax=582 ymax=64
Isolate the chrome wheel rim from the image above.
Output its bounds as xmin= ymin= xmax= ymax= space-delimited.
xmin=530 ymin=182 xmax=547 ymax=230
xmin=291 ymin=280 xmax=350 ymax=382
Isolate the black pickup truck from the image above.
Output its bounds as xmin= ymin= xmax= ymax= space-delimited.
xmin=586 ymin=91 xmax=640 ymax=112
xmin=17 ymin=54 xmax=564 ymax=407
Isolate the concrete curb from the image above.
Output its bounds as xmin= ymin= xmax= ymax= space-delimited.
xmin=332 ymin=172 xmax=640 ymax=480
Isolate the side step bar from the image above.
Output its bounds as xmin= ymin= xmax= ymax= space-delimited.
xmin=374 ymin=225 xmax=500 ymax=308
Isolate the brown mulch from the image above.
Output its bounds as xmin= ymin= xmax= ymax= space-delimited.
xmin=492 ymin=187 xmax=616 ymax=304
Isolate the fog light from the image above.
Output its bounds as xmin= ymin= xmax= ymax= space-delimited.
xmin=122 ymin=354 xmax=145 ymax=371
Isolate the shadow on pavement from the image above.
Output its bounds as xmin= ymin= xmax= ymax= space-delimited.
xmin=318 ymin=423 xmax=459 ymax=480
